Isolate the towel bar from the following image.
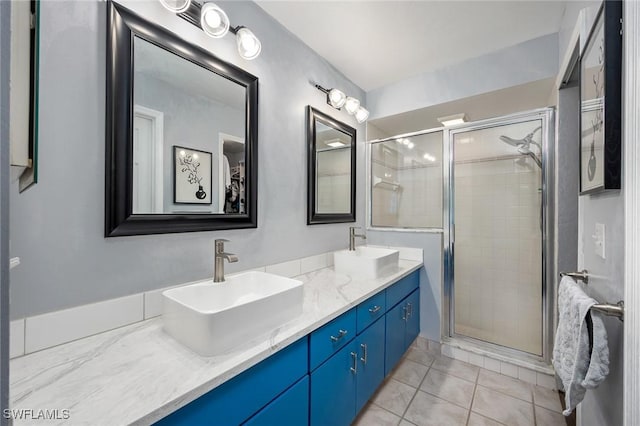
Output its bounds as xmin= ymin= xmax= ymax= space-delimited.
xmin=591 ymin=301 xmax=624 ymax=321
xmin=560 ymin=270 xmax=590 ymax=284
xmin=559 ymin=271 xmax=624 ymax=321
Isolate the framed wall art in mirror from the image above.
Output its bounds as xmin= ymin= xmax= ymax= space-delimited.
xmin=106 ymin=1 xmax=258 ymax=236
xmin=579 ymin=0 xmax=622 ymax=195
xmin=306 ymin=106 xmax=356 ymax=225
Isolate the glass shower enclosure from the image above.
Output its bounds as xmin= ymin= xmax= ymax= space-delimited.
xmin=445 ymin=109 xmax=553 ymax=359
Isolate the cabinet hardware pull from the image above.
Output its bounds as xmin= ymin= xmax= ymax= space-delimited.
xmin=330 ymin=329 xmax=348 ymax=342
xmin=407 ymin=302 xmax=412 ymax=318
xmin=350 ymin=351 xmax=358 ymax=374
xmin=360 ymin=343 xmax=368 ymax=364
xmin=369 ymin=305 xmax=381 ymax=314
xmin=402 ymin=306 xmax=407 ymax=321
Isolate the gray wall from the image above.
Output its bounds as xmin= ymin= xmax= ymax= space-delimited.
xmin=1 ymin=0 xmax=11 ymax=421
xmin=134 ymin=74 xmax=244 ymax=213
xmin=9 ymin=0 xmax=366 ymax=319
xmin=556 ymin=2 xmax=623 ymax=424
xmin=366 ymin=33 xmax=559 ymax=120
xmin=367 ymin=231 xmax=442 ymax=342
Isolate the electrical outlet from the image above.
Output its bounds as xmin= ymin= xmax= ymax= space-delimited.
xmin=593 ymin=223 xmax=606 ymax=259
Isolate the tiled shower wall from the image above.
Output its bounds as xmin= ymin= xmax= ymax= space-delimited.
xmin=454 ymin=157 xmax=542 ymax=355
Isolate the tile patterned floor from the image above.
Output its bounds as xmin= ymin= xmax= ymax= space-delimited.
xmin=352 ymin=345 xmax=566 ymax=426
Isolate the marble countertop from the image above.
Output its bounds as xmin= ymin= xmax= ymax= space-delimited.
xmin=10 ymin=261 xmax=421 ymax=425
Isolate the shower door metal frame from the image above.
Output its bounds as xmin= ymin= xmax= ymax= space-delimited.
xmin=443 ymin=107 xmax=555 ymax=363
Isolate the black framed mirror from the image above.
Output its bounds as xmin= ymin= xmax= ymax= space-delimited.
xmin=106 ymin=2 xmax=258 ymax=237
xmin=306 ymin=106 xmax=356 ymax=225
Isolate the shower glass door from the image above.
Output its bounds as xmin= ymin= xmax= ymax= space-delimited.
xmin=450 ymin=117 xmax=544 ymax=355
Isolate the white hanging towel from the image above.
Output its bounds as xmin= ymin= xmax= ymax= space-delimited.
xmin=552 ymin=276 xmax=610 ymax=416
xmin=223 ymin=155 xmax=231 ymax=189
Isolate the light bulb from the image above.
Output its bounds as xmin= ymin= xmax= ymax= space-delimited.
xmin=159 ymin=0 xmax=191 ymax=13
xmin=193 ymin=154 xmax=199 ymax=160
xmin=180 ymin=150 xmax=186 ymax=157
xmin=236 ymin=27 xmax=261 ymax=60
xmin=328 ymin=89 xmax=346 ymax=109
xmin=200 ymin=3 xmax=229 ymax=38
xmin=344 ymin=97 xmax=360 ymax=115
xmin=408 ymin=142 xmax=414 ymax=149
xmin=355 ymin=106 xmax=369 ymax=123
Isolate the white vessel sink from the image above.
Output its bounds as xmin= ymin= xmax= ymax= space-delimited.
xmin=333 ymin=246 xmax=400 ymax=279
xmin=162 ymin=271 xmax=303 ymax=356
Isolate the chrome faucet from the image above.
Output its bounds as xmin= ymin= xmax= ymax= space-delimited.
xmin=214 ymin=239 xmax=238 ymax=282
xmin=349 ymin=227 xmax=366 ymax=251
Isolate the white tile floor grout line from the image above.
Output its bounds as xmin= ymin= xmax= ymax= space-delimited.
xmin=358 ymin=345 xmax=564 ymax=426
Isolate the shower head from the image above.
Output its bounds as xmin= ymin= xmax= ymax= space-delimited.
xmin=499 ymin=126 xmax=543 ymax=169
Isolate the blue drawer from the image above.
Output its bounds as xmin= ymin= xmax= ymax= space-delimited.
xmin=155 ymin=337 xmax=308 ymax=426
xmin=244 ymin=376 xmax=309 ymax=426
xmin=385 ymin=271 xmax=419 ymax=309
xmin=356 ymin=292 xmax=386 ymax=334
xmin=309 ymin=308 xmax=356 ymax=371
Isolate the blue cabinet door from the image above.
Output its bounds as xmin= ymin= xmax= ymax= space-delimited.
xmin=155 ymin=338 xmax=308 ymax=426
xmin=244 ymin=376 xmax=309 ymax=426
xmin=310 ymin=341 xmax=357 ymax=426
xmin=405 ymin=290 xmax=420 ymax=348
xmin=385 ymin=301 xmax=406 ymax=376
xmin=355 ymin=318 xmax=385 ymax=412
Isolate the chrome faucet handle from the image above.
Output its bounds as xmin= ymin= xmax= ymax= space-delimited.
xmin=215 ymin=239 xmax=230 ymax=253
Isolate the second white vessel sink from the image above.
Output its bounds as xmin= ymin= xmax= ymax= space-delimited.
xmin=162 ymin=271 xmax=303 ymax=356
xmin=334 ymin=246 xmax=399 ymax=279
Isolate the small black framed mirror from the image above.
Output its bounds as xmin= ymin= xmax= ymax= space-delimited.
xmin=106 ymin=2 xmax=258 ymax=237
xmin=306 ymin=106 xmax=356 ymax=225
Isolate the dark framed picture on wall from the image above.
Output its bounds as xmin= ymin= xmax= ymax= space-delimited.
xmin=173 ymin=145 xmax=213 ymax=204
xmin=579 ymin=0 xmax=622 ymax=195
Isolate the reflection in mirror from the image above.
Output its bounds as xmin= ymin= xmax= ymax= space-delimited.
xmin=370 ymin=131 xmax=443 ymax=228
xmin=315 ymin=122 xmax=352 ymax=214
xmin=133 ymin=36 xmax=246 ymax=214
xmin=106 ymin=2 xmax=258 ymax=236
xmin=307 ymin=106 xmax=356 ymax=224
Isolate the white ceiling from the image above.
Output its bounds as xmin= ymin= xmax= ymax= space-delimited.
xmin=256 ymin=1 xmax=567 ymax=91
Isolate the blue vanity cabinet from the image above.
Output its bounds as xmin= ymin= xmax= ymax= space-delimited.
xmin=385 ymin=287 xmax=421 ymax=376
xmin=356 ymin=292 xmax=386 ymax=334
xmin=310 ymin=340 xmax=358 ymax=426
xmin=384 ymin=299 xmax=407 ymax=375
xmin=309 ymin=308 xmax=357 ymax=371
xmin=405 ymin=289 xmax=420 ymax=345
xmin=355 ymin=317 xmax=386 ymax=412
xmin=244 ymin=376 xmax=309 ymax=426
xmin=154 ymin=338 xmax=308 ymax=426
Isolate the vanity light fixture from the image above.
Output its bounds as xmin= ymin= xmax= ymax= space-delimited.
xmin=344 ymin=97 xmax=360 ymax=115
xmin=200 ymin=2 xmax=229 ymax=38
xmin=312 ymin=83 xmax=369 ymax=123
xmin=235 ymin=27 xmax=261 ymax=60
xmin=354 ymin=106 xmax=369 ymax=123
xmin=164 ymin=0 xmax=262 ymax=60
xmin=437 ymin=113 xmax=467 ymax=127
xmin=328 ymin=89 xmax=347 ymax=109
xmin=160 ymin=0 xmax=192 ymax=13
